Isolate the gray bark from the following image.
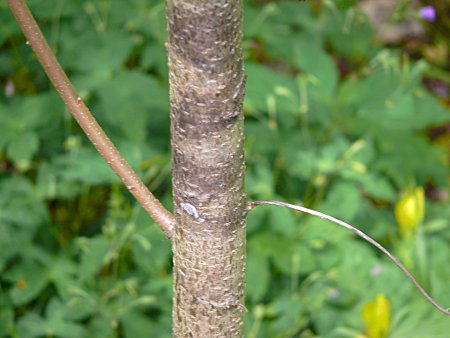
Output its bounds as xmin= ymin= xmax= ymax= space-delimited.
xmin=166 ymin=0 xmax=247 ymax=336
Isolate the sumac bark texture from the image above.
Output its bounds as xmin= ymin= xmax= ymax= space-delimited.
xmin=167 ymin=0 xmax=247 ymax=336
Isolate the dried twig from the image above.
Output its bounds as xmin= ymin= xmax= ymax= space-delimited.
xmin=247 ymin=200 xmax=450 ymax=316
xmin=7 ymin=0 xmax=175 ymax=238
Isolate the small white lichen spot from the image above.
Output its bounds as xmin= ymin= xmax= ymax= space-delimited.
xmin=180 ymin=203 xmax=205 ymax=223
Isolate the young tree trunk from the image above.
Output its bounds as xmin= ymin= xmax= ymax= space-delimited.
xmin=166 ymin=0 xmax=247 ymax=336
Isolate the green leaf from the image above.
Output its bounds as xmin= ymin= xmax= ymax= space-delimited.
xmin=247 ymin=251 xmax=270 ymax=302
xmin=78 ymin=236 xmax=110 ymax=282
xmin=255 ymin=235 xmax=317 ymax=275
xmin=290 ymin=149 xmax=317 ymax=180
xmin=16 ymin=314 xmax=49 ymax=338
xmin=293 ymin=244 xmax=318 ymax=274
xmin=36 ymin=161 xmax=82 ymax=199
xmin=269 ymin=206 xmax=298 ymax=237
xmin=48 ymin=257 xmax=78 ymax=299
xmin=18 ymin=92 xmax=63 ymax=130
xmin=121 ymin=311 xmax=155 ymax=338
xmin=320 ymin=181 xmax=362 ymax=221
xmin=246 ymin=162 xmax=275 ymax=199
xmin=17 ymin=299 xmax=87 ymax=338
xmin=0 ymin=304 xmax=14 ymax=337
xmin=131 ymin=213 xmax=171 ymax=273
xmin=6 ymin=132 xmax=39 ymax=169
xmin=58 ymin=147 xmax=119 ymax=185
xmin=412 ymin=90 xmax=450 ymax=129
xmin=324 ymin=7 xmax=376 ymax=59
xmin=294 ymin=32 xmax=338 ymax=99
xmin=245 ymin=62 xmax=298 ymax=115
xmin=270 ymin=294 xmax=307 ymax=336
xmin=245 ymin=2 xmax=317 ymax=65
xmin=0 ymin=177 xmax=48 ymax=229
xmin=0 ymin=103 xmax=14 ymax=150
xmin=4 ymin=262 xmax=49 ymax=306
xmin=122 ymin=310 xmax=170 ymax=338
xmin=141 ymin=43 xmax=168 ymax=78
xmin=374 ymin=131 xmax=448 ymax=187
xmin=62 ymin=29 xmax=133 ymax=73
xmin=338 ymin=69 xmax=400 ymax=114
xmin=84 ymin=316 xmax=115 ymax=338
xmin=57 ymin=140 xmax=158 ymax=185
xmin=245 ymin=121 xmax=280 ymax=156
xmin=345 ymin=171 xmax=396 ymax=201
xmin=96 ymin=70 xmax=169 ymax=141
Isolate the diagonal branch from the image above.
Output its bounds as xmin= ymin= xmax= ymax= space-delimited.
xmin=247 ymin=200 xmax=450 ymax=316
xmin=7 ymin=0 xmax=175 ymax=238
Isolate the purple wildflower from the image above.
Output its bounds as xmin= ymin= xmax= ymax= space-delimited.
xmin=371 ymin=265 xmax=382 ymax=276
xmin=329 ymin=289 xmax=340 ymax=299
xmin=419 ymin=6 xmax=436 ymax=22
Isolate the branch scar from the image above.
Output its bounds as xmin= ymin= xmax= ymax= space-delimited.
xmin=180 ymin=202 xmax=205 ymax=223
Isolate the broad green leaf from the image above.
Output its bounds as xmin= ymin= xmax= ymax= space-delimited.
xmin=62 ymin=29 xmax=133 ymax=73
xmin=48 ymin=257 xmax=78 ymax=299
xmin=245 ymin=2 xmax=317 ymax=65
xmin=245 ymin=121 xmax=280 ymax=156
xmin=245 ymin=63 xmax=298 ymax=115
xmin=58 ymin=147 xmax=119 ymax=185
xmin=78 ymin=236 xmax=110 ymax=282
xmin=6 ymin=132 xmax=39 ymax=169
xmin=4 ymin=262 xmax=49 ymax=306
xmin=412 ymin=90 xmax=450 ymax=129
xmin=338 ymin=69 xmax=400 ymax=114
xmin=292 ymin=243 xmax=317 ymax=275
xmin=324 ymin=7 xmax=376 ymax=59
xmin=17 ymin=310 xmax=86 ymax=338
xmin=270 ymin=294 xmax=307 ymax=336
xmin=131 ymin=211 xmax=171 ymax=273
xmin=320 ymin=181 xmax=362 ymax=221
xmin=96 ymin=70 xmax=169 ymax=141
xmin=246 ymin=162 xmax=274 ymax=200
xmin=344 ymin=171 xmax=396 ymax=201
xmin=0 ymin=177 xmax=48 ymax=229
xmin=294 ymin=32 xmax=338 ymax=99
xmin=58 ymin=140 xmax=158 ymax=185
xmin=36 ymin=161 xmax=82 ymax=199
xmin=141 ymin=43 xmax=168 ymax=79
xmin=374 ymin=131 xmax=448 ymax=187
xmin=246 ymin=202 xmax=269 ymax=234
xmin=269 ymin=206 xmax=298 ymax=237
xmin=122 ymin=310 xmax=169 ymax=338
xmin=260 ymin=235 xmax=317 ymax=275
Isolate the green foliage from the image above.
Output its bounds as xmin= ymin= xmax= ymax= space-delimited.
xmin=1 ymin=0 xmax=449 ymax=337
xmin=243 ymin=1 xmax=450 ymax=337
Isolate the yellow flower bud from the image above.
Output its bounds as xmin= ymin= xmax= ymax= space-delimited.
xmin=394 ymin=187 xmax=425 ymax=238
xmin=362 ymin=293 xmax=391 ymax=338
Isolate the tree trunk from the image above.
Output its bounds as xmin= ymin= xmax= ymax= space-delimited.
xmin=166 ymin=0 xmax=247 ymax=336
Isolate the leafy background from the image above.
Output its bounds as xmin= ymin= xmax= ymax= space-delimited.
xmin=0 ymin=0 xmax=449 ymax=337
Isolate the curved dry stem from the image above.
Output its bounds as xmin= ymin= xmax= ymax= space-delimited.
xmin=247 ymin=200 xmax=450 ymax=316
xmin=7 ymin=0 xmax=175 ymax=238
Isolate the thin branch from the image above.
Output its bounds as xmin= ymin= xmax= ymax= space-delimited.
xmin=247 ymin=200 xmax=450 ymax=316
xmin=7 ymin=0 xmax=175 ymax=238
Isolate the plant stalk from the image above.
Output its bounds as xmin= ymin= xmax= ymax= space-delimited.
xmin=7 ymin=0 xmax=175 ymax=238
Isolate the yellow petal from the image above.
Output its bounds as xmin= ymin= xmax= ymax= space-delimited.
xmin=394 ymin=187 xmax=425 ymax=237
xmin=362 ymin=294 xmax=391 ymax=338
